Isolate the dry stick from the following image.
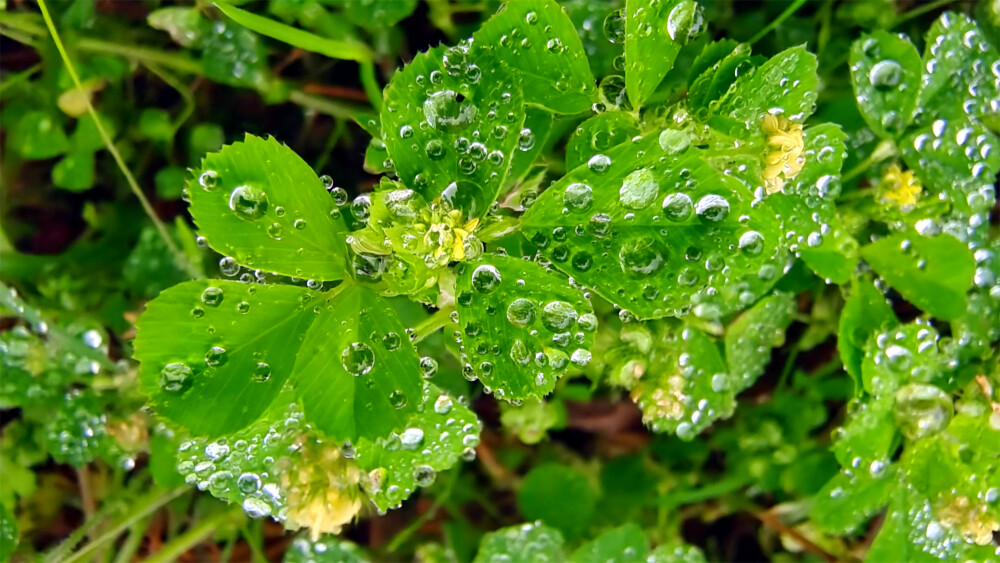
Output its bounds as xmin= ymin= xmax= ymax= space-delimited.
xmin=37 ymin=0 xmax=195 ymax=277
xmin=752 ymin=509 xmax=838 ymax=563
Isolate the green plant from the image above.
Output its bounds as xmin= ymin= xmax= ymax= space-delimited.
xmin=2 ymin=0 xmax=999 ymax=561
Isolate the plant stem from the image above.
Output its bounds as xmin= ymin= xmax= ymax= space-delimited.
xmin=111 ymin=517 xmax=150 ymax=563
xmin=892 ymin=0 xmax=956 ymax=28
xmin=38 ymin=0 xmax=191 ymax=274
xmin=288 ymin=89 xmax=368 ymax=119
xmin=58 ymin=486 xmax=189 ymax=563
xmin=653 ymin=474 xmax=752 ymax=508
xmin=386 ymin=467 xmax=461 ymax=553
xmin=413 ymin=306 xmax=456 ymax=343
xmin=359 ymin=61 xmax=382 ymax=111
xmin=749 ymin=0 xmax=809 ymax=45
xmin=146 ymin=508 xmax=244 ymax=563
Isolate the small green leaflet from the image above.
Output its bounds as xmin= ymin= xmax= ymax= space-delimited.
xmin=188 ymin=135 xmax=350 ymax=281
xmin=454 ymin=256 xmax=596 ymax=401
xmin=849 ymin=31 xmax=922 ymax=139
xmin=354 ymin=384 xmax=480 ymax=512
xmin=523 ymin=134 xmax=782 ymax=321
xmin=517 ymin=463 xmax=597 ymax=538
xmin=687 ymin=43 xmax=752 ymax=115
xmin=630 ymin=323 xmax=730 ymax=439
xmin=292 ymin=285 xmax=423 ymax=442
xmin=135 ymin=280 xmax=319 ymax=436
xmin=918 ymin=12 xmax=1000 ymax=123
xmin=837 ymin=278 xmax=897 ymax=392
xmin=474 ymin=522 xmax=566 ymax=563
xmin=716 ymin=46 xmax=818 ymax=127
xmin=572 ymin=523 xmax=647 ymax=563
xmin=135 ymin=281 xmax=423 ymax=442
xmin=860 ymin=232 xmax=975 ymax=321
xmin=473 ymin=0 xmax=596 ymax=114
xmin=812 ymin=466 xmax=897 ymax=535
xmin=724 ymin=292 xmax=795 ymax=388
xmin=624 ymin=0 xmax=701 ymax=108
xmin=380 ymin=45 xmax=524 ymax=218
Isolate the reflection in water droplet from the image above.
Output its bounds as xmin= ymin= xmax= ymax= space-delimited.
xmin=228 ymin=185 xmax=269 ymax=220
xmin=341 ymin=342 xmax=374 ymax=376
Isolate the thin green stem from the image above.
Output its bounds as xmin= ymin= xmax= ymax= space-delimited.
xmin=413 ymin=306 xmax=456 ymax=343
xmin=111 ymin=517 xmax=149 ymax=563
xmin=749 ymin=0 xmax=809 ymax=45
xmin=241 ymin=521 xmax=268 ymax=563
xmin=359 ymin=61 xmax=382 ymax=112
xmin=892 ymin=0 xmax=955 ymax=28
xmin=288 ymin=89 xmax=369 ymax=119
xmin=386 ymin=468 xmax=461 ymax=553
xmin=313 ymin=118 xmax=347 ymax=173
xmin=142 ymin=62 xmax=196 ymax=138
xmin=0 ymin=27 xmax=38 ymax=48
xmin=0 ymin=63 xmax=42 ymax=95
xmin=59 ymin=487 xmax=189 ymax=563
xmin=38 ymin=0 xmax=191 ymax=273
xmin=146 ymin=508 xmax=244 ymax=563
xmin=652 ymin=474 xmax=752 ymax=508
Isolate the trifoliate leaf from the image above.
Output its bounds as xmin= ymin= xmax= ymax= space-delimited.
xmin=716 ymin=46 xmax=818 ymax=127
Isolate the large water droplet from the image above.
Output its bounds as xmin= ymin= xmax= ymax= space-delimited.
xmin=619 ymin=237 xmax=666 ymax=278
xmin=563 ymin=182 xmax=593 ymax=212
xmin=666 ymin=1 xmax=704 ymax=43
xmin=424 ymin=90 xmax=478 ymax=130
xmin=160 ymin=362 xmax=192 ymax=393
xmin=869 ymin=60 xmax=903 ymax=89
xmin=507 ymin=298 xmax=537 ymax=327
xmin=541 ymin=301 xmax=578 ymax=331
xmin=471 ymin=265 xmax=502 ymax=293
xmin=228 ymin=185 xmax=269 ymax=221
xmin=662 ymin=193 xmax=694 ymax=221
xmin=341 ymin=342 xmax=374 ymax=376
xmin=619 ymin=168 xmax=658 ymax=210
xmin=695 ymin=194 xmax=730 ymax=223
xmin=894 ymin=383 xmax=952 ymax=440
xmin=201 ymin=286 xmax=224 ymax=307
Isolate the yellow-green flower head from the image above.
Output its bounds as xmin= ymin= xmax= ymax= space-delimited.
xmin=880 ymin=164 xmax=922 ymax=209
xmin=282 ymin=443 xmax=362 ymax=540
xmin=761 ymin=114 xmax=805 ymax=195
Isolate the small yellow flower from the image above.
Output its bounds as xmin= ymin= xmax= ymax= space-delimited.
xmin=427 ymin=209 xmax=479 ymax=262
xmin=761 ymin=114 xmax=805 ymax=195
xmin=283 ymin=444 xmax=363 ymax=540
xmin=881 ymin=164 xmax=922 ymax=208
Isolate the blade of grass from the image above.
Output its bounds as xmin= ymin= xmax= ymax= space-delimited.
xmin=37 ymin=0 xmax=196 ymax=278
xmin=215 ymin=2 xmax=373 ymax=63
xmin=749 ymin=0 xmax=809 ymax=45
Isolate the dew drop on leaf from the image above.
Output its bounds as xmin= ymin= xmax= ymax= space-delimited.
xmin=471 ymin=265 xmax=503 ymax=293
xmin=201 ymin=286 xmax=224 ymax=307
xmin=868 ymin=60 xmax=903 ymax=89
xmin=661 ymin=193 xmax=694 ymax=221
xmin=694 ymin=194 xmax=730 ymax=223
xmin=541 ymin=301 xmax=578 ymax=331
xmin=252 ymin=362 xmax=270 ymax=382
xmin=204 ymin=346 xmax=228 ymax=367
xmin=400 ymin=427 xmax=424 ymax=449
xmin=228 ymin=185 xmax=269 ymax=221
xmin=587 ymin=154 xmax=612 ymax=174
xmin=619 ymin=168 xmax=659 ymax=210
xmin=341 ymin=342 xmax=374 ymax=376
xmin=198 ymin=170 xmax=219 ymax=190
xmin=419 ymin=356 xmax=438 ymax=378
xmin=507 ymin=298 xmax=537 ymax=327
xmin=159 ymin=362 xmax=192 ymax=393
xmin=563 ymin=182 xmax=594 ymax=212
xmin=893 ymin=383 xmax=953 ymax=440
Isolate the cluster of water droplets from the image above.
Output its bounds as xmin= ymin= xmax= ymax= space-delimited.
xmin=453 ymin=260 xmax=596 ymax=399
xmin=476 ymin=521 xmax=565 ymax=563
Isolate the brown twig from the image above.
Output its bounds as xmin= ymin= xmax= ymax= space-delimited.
xmin=302 ymin=83 xmax=370 ymax=102
xmin=752 ymin=509 xmax=838 ymax=563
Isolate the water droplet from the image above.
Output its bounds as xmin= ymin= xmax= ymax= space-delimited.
xmin=506 ymin=298 xmax=537 ymax=327
xmin=424 ymin=90 xmax=478 ymax=130
xmin=236 ymin=472 xmax=261 ymax=493
xmin=434 ymin=394 xmax=453 ymax=414
xmin=662 ymin=192 xmax=694 ymax=221
xmin=619 ymin=168 xmax=658 ymax=210
xmin=341 ymin=342 xmax=374 ymax=376
xmin=587 ymin=154 xmax=612 ymax=174
xmin=159 ymin=362 xmax=192 ymax=393
xmin=894 ymin=383 xmax=953 ymax=440
xmin=471 ymin=265 xmax=502 ymax=293
xmin=388 ymin=390 xmax=407 ymax=409
xmin=219 ymin=257 xmax=239 ymax=276
xmin=738 ymin=231 xmax=765 ymax=255
xmin=541 ymin=301 xmax=578 ymax=331
xmin=695 ymin=194 xmax=730 ymax=223
xmin=658 ymin=129 xmax=692 ymax=154
xmin=382 ymin=332 xmax=401 ymax=351
xmin=619 ymin=237 xmax=666 ymax=277
xmin=603 ymin=10 xmax=625 ymax=44
xmin=228 ymin=185 xmax=269 ymax=221
xmin=199 ymin=170 xmax=219 ymax=190
xmin=252 ymin=362 xmax=270 ymax=382
xmin=563 ymin=182 xmax=593 ymax=212
xmin=201 ymin=287 xmax=224 ymax=307
xmin=400 ymin=427 xmax=424 ymax=449
xmin=869 ymin=60 xmax=903 ymax=89
xmin=204 ymin=346 xmax=227 ymax=367
xmin=666 ymin=1 xmax=704 ymax=42
xmin=413 ymin=465 xmax=436 ymax=486
xmin=419 ymin=356 xmax=438 ymax=378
